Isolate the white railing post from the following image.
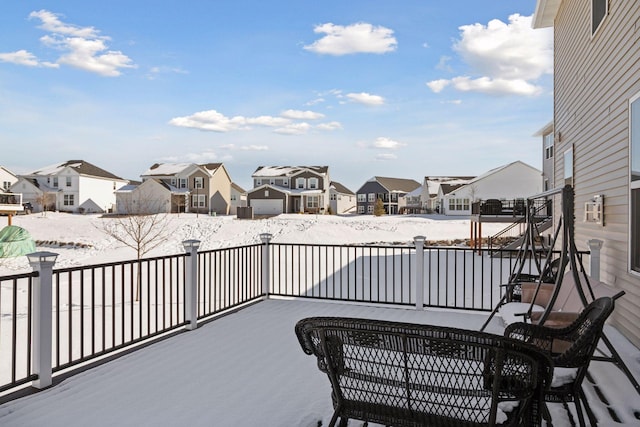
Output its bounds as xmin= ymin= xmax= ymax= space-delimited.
xmin=587 ymin=239 xmax=603 ymax=281
xmin=27 ymin=251 xmax=58 ymax=389
xmin=414 ymin=236 xmax=426 ymax=311
xmin=182 ymin=240 xmax=200 ymax=331
xmin=260 ymin=233 xmax=273 ymax=299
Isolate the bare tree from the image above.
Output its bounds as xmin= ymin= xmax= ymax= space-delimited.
xmin=100 ymin=192 xmax=170 ymax=300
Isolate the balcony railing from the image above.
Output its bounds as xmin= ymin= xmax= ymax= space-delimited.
xmin=0 ymin=238 xmax=589 ymax=401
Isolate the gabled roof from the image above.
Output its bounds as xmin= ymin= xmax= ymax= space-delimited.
xmin=466 ymin=161 xmax=540 ymax=186
xmin=231 ymin=182 xmax=246 ymax=193
xmin=0 ymin=166 xmax=18 ymax=178
xmin=439 ymin=183 xmax=466 ymax=196
xmin=371 ymin=176 xmax=421 ymax=193
xmin=330 ymin=181 xmax=354 ymax=195
xmin=423 ymin=176 xmax=475 ymax=197
xmin=252 ymin=166 xmax=328 ymax=177
xmin=29 ymin=160 xmax=125 ymax=181
xmin=143 ymin=163 xmax=194 ymax=176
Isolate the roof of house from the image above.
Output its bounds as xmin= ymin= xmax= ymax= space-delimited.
xmin=533 ymin=0 xmax=561 ymax=28
xmin=423 ymin=177 xmax=475 ymax=197
xmin=466 ymin=161 xmax=540 ymax=186
xmin=330 ymin=181 xmax=354 ymax=195
xmin=231 ymin=182 xmax=246 ymax=193
xmin=370 ymin=176 xmax=421 ymax=193
xmin=252 ymin=166 xmax=328 ymax=177
xmin=439 ymin=183 xmax=467 ymax=196
xmin=142 ymin=163 xmax=194 ymax=176
xmin=29 ymin=160 xmax=125 ymax=181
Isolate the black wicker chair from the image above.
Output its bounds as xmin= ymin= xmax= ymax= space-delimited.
xmin=296 ymin=317 xmax=553 ymax=427
xmin=504 ymin=296 xmax=615 ymax=427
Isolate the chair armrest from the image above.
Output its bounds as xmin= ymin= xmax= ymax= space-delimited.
xmin=504 ymin=321 xmax=578 ymax=357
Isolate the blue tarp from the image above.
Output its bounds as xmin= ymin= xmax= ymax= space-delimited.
xmin=0 ymin=225 xmax=36 ymax=258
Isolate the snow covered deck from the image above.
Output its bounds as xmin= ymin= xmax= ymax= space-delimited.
xmin=1 ymin=299 xmax=639 ymax=426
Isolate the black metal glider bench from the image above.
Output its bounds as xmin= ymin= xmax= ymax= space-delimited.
xmin=296 ymin=317 xmax=553 ymax=427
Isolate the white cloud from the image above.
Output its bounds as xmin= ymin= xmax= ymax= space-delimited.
xmin=426 ymin=79 xmax=450 ymax=93
xmin=169 ymin=110 xmax=291 ymax=132
xmin=0 ymin=50 xmax=58 ymax=68
xmin=304 ymin=22 xmax=397 ymax=55
xmin=449 ymin=76 xmax=541 ymax=96
xmin=280 ymin=109 xmax=325 ymax=120
xmin=376 ymin=153 xmax=397 ymax=160
xmin=0 ymin=9 xmax=137 ymax=77
xmin=373 ymin=137 xmax=406 ymax=149
xmin=346 ymin=92 xmax=385 ymax=106
xmin=316 ymin=121 xmax=342 ymax=131
xmin=240 ymin=145 xmax=268 ymax=151
xmin=427 ymin=14 xmax=552 ymax=96
xmin=274 ymin=122 xmax=311 ymax=135
xmin=221 ymin=144 xmax=269 ymax=151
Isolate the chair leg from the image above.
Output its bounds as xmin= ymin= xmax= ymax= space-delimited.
xmin=572 ymin=393 xmax=587 ymax=427
xmin=327 ymin=411 xmax=340 ymax=427
xmin=579 ymin=388 xmax=598 ymax=426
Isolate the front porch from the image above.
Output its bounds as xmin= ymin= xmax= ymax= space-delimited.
xmin=0 ymin=298 xmax=638 ymax=426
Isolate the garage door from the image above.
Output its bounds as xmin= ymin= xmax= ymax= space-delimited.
xmin=250 ymin=199 xmax=283 ymax=215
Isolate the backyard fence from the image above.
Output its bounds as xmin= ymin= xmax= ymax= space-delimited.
xmin=0 ymin=236 xmax=593 ymax=400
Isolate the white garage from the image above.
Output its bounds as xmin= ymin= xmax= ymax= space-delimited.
xmin=250 ymin=199 xmax=283 ymax=215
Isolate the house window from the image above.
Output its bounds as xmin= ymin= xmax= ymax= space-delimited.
xmin=306 ymin=196 xmax=320 ymax=208
xmin=256 ymin=179 xmax=262 ymax=186
xmin=2 ymin=181 xmax=10 ymax=191
xmin=296 ymin=178 xmax=305 ymax=189
xmin=179 ymin=178 xmax=187 ymax=189
xmin=270 ymin=179 xmax=275 ymax=185
xmin=358 ymin=206 xmax=364 ymax=214
xmin=192 ymin=194 xmax=206 ymax=208
xmin=592 ymin=0 xmax=608 ymax=35
xmin=630 ymin=94 xmax=640 ymax=273
xmin=171 ymin=178 xmax=177 ymax=186
xmin=357 ymin=194 xmax=366 ymax=202
xmin=231 ymin=194 xmax=237 ymax=201
xmin=448 ymin=198 xmax=469 ymax=211
xmin=368 ymin=193 xmax=376 ymax=202
xmin=330 ymin=193 xmax=336 ymax=201
xmin=63 ymin=194 xmax=74 ymax=206
xmin=564 ymin=147 xmax=574 ymax=186
xmin=283 ymin=179 xmax=289 ymax=186
xmin=53 ymin=177 xmax=58 ymax=188
xmin=544 ymin=133 xmax=554 ymax=159
xmin=367 ymin=205 xmax=374 ymax=214
xmin=66 ymin=176 xmax=72 ymax=187
xmin=194 ymin=177 xmax=204 ymax=189
xmin=308 ymin=178 xmax=318 ymax=189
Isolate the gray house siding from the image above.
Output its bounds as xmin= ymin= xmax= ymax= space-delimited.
xmin=356 ymin=181 xmax=387 ymax=214
xmin=550 ymin=0 xmax=640 ymax=346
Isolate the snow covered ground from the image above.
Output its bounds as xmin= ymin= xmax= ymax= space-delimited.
xmin=0 ymin=212 xmax=507 ymax=274
xmin=1 ymin=213 xmax=639 ymax=426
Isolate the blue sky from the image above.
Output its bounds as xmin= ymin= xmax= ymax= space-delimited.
xmin=0 ymin=1 xmax=552 ymax=191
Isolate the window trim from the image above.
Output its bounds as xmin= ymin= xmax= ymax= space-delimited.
xmin=194 ymin=176 xmax=204 ymax=189
xmin=629 ymin=92 xmax=640 ymax=274
xmin=591 ymin=0 xmax=609 ymax=37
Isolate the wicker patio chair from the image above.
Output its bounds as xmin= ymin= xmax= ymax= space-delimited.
xmin=504 ymin=296 xmax=615 ymax=427
xmin=296 ymin=317 xmax=553 ymax=427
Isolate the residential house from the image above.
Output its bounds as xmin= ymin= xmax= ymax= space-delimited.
xmin=0 ymin=166 xmax=18 ymax=192
xmin=114 ymin=179 xmax=188 ymax=214
xmin=398 ymin=186 xmax=423 ymax=214
xmin=140 ymin=163 xmax=233 ymax=215
xmin=229 ymin=182 xmax=246 ymax=215
xmin=329 ymin=181 xmax=356 ymax=214
xmin=12 ymin=160 xmax=128 ymax=213
xmin=247 ymin=166 xmax=330 ymax=215
xmin=420 ymin=176 xmax=475 ymax=213
xmin=534 ymin=121 xmax=555 ymax=192
xmin=439 ymin=161 xmax=542 ymax=216
xmin=533 ymin=0 xmax=640 ymax=346
xmin=356 ymin=177 xmax=421 ymax=215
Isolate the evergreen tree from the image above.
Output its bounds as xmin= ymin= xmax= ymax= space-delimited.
xmin=374 ymin=198 xmax=386 ymax=216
